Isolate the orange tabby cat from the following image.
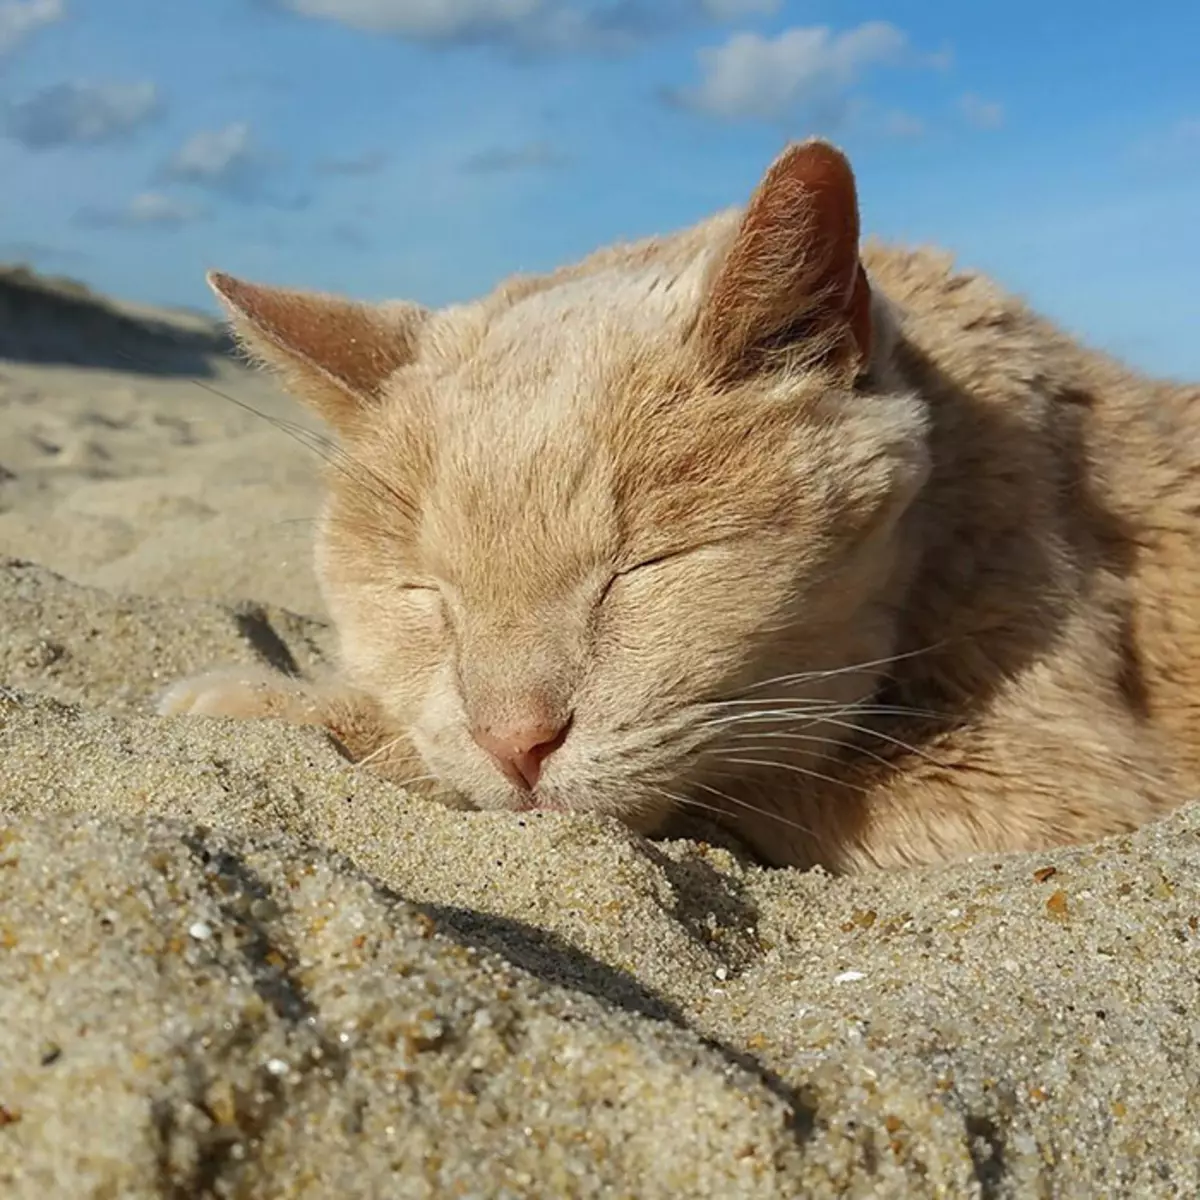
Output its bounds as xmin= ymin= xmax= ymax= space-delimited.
xmin=160 ymin=138 xmax=1200 ymax=871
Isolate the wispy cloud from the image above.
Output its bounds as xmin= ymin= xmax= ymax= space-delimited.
xmin=670 ymin=22 xmax=912 ymax=123
xmin=274 ymin=0 xmax=785 ymax=56
xmin=882 ymin=109 xmax=925 ymax=138
xmin=162 ymin=121 xmax=257 ymax=185
xmin=697 ymin=0 xmax=778 ymax=16
xmin=1134 ymin=115 xmax=1200 ymax=165
xmin=329 ymin=220 xmax=371 ymax=249
xmin=1171 ymin=116 xmax=1200 ymax=145
xmin=279 ymin=0 xmax=543 ymax=40
xmin=0 ymin=0 xmax=62 ymax=57
xmin=75 ymin=192 xmax=207 ymax=231
xmin=316 ymin=148 xmax=388 ymax=176
xmin=6 ymin=80 xmax=162 ymax=149
xmin=460 ymin=140 xmax=569 ymax=173
xmin=159 ymin=121 xmax=309 ymax=208
xmin=959 ymin=92 xmax=1004 ymax=130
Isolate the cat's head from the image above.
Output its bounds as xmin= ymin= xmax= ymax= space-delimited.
xmin=209 ymin=140 xmax=929 ymax=835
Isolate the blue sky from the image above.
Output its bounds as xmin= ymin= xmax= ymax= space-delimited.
xmin=2 ymin=0 xmax=1197 ymax=378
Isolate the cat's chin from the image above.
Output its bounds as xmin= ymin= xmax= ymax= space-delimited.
xmin=407 ymin=725 xmax=677 ymax=832
xmin=510 ymin=794 xmax=569 ymax=814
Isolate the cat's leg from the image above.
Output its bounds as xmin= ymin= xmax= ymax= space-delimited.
xmin=158 ymin=665 xmax=420 ymax=778
xmin=159 ymin=664 xmax=325 ymax=723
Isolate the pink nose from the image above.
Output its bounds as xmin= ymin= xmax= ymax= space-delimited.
xmin=472 ymin=718 xmax=571 ymax=791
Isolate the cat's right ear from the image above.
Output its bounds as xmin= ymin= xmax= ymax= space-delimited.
xmin=207 ymin=271 xmax=428 ymax=432
xmin=697 ymin=139 xmax=872 ymax=382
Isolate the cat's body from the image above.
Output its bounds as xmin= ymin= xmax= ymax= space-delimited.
xmin=162 ymin=140 xmax=1200 ymax=871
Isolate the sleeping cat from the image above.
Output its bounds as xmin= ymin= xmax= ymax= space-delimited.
xmin=160 ymin=138 xmax=1200 ymax=871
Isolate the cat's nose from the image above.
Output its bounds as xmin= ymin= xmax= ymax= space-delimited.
xmin=472 ymin=716 xmax=571 ymax=791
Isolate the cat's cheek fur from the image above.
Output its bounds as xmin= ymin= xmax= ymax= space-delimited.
xmin=321 ymin=570 xmax=445 ymax=712
xmin=791 ymin=392 xmax=931 ymax=544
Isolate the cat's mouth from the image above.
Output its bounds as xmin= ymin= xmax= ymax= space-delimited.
xmin=407 ymin=712 xmax=687 ymax=830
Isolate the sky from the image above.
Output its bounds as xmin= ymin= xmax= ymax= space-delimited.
xmin=1 ymin=0 xmax=1198 ymax=379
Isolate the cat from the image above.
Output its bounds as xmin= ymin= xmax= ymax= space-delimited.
xmin=160 ymin=138 xmax=1200 ymax=872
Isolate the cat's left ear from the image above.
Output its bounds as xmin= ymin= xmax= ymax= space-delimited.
xmin=698 ymin=139 xmax=872 ymax=380
xmin=207 ymin=271 xmax=428 ymax=432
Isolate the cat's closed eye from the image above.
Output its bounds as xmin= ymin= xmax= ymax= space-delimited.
xmin=621 ymin=550 xmax=684 ymax=577
xmin=598 ymin=546 xmax=708 ymax=604
xmin=396 ymin=582 xmax=446 ymax=617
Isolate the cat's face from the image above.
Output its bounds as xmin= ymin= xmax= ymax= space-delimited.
xmin=210 ymin=139 xmax=930 ymax=832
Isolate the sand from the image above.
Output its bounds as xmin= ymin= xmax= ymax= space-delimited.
xmin=2 ymin=272 xmax=1199 ymax=1197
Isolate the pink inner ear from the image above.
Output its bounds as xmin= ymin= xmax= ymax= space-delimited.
xmin=701 ymin=139 xmax=872 ymax=373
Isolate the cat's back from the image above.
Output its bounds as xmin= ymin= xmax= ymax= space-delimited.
xmin=867 ymin=239 xmax=1200 ymax=763
xmin=863 ymin=239 xmax=1200 ymax=495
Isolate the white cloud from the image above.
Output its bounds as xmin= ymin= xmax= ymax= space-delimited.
xmin=281 ymin=0 xmax=639 ymax=53
xmin=280 ymin=0 xmax=543 ymax=40
xmin=76 ymin=192 xmax=206 ymax=230
xmin=163 ymin=121 xmax=256 ymax=184
xmin=1158 ymin=116 xmax=1200 ymax=151
xmin=959 ymin=93 xmax=1004 ymax=130
xmin=160 ymin=122 xmax=310 ymax=209
xmin=123 ymin=192 xmax=207 ymax=226
xmin=882 ymin=110 xmax=925 ymax=138
xmin=6 ymin=80 xmax=161 ymax=149
xmin=460 ymin=140 xmax=568 ymax=173
xmin=0 ymin=0 xmax=62 ymax=56
xmin=675 ymin=22 xmax=910 ymax=122
xmin=329 ymin=220 xmax=371 ymax=250
xmin=316 ymin=148 xmax=388 ymax=176
xmin=698 ymin=0 xmax=779 ymax=17
xmin=1134 ymin=116 xmax=1200 ymax=165
xmin=275 ymin=0 xmax=779 ymax=54
xmin=1175 ymin=117 xmax=1200 ymax=142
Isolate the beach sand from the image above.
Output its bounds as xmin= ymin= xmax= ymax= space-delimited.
xmin=2 ymin=270 xmax=1198 ymax=1197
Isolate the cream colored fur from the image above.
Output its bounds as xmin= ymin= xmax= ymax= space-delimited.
xmin=161 ymin=140 xmax=1200 ymax=871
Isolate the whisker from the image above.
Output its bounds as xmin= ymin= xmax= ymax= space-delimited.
xmin=647 ymin=784 xmax=821 ymax=840
xmin=697 ymin=702 xmax=951 ymax=728
xmin=114 ymin=349 xmax=420 ymax=536
xmin=726 ymin=641 xmax=951 ymax=700
xmin=690 ymin=779 xmax=825 ymax=839
xmin=355 ymin=732 xmax=415 ymax=769
xmin=388 ymin=773 xmax=440 ymax=790
xmin=699 ymin=698 xmax=844 ymax=711
xmin=705 ymin=753 xmax=872 ymax=795
xmin=717 ymin=728 xmax=897 ymax=771
xmin=815 ymin=715 xmax=951 ymax=767
xmin=830 ymin=701 xmax=952 ymax=722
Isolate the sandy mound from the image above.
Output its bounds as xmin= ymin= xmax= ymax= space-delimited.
xmin=2 ymin=276 xmax=1199 ymax=1196
xmin=0 ymin=808 xmax=803 ymax=1198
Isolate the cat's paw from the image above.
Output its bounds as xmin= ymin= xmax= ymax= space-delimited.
xmin=157 ymin=666 xmax=319 ymax=723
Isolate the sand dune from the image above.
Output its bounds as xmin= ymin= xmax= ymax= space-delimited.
xmin=2 ymin=270 xmax=1198 ymax=1196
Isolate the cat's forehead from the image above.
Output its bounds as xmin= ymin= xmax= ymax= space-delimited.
xmin=487 ymin=259 xmax=708 ymax=347
xmin=413 ymin=258 xmax=706 ymax=448
xmin=433 ymin=223 xmax=728 ymax=381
